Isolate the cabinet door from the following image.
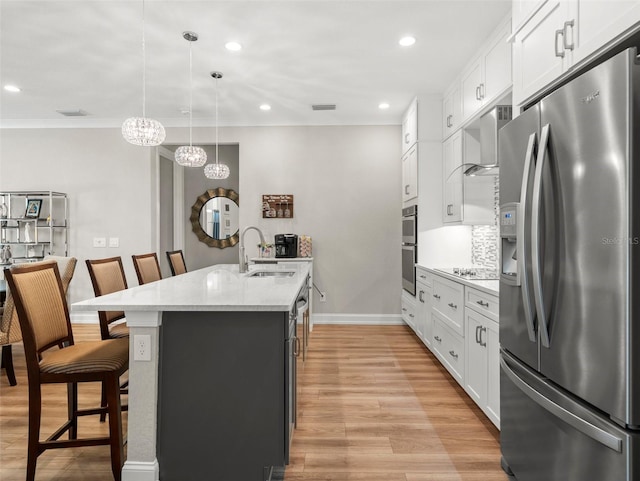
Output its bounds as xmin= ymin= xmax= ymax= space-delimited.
xmin=513 ymin=0 xmax=571 ymax=107
xmin=465 ymin=312 xmax=487 ymax=407
xmin=402 ymin=98 xmax=418 ymax=154
xmin=402 ymin=144 xmax=418 ymax=203
xmin=443 ymin=132 xmax=463 ymax=223
xmin=461 ymin=58 xmax=483 ymax=122
xmin=485 ymin=319 xmax=500 ymax=428
xmin=416 ymin=281 xmax=432 ymax=348
xmin=482 ymin=20 xmax=512 ymax=105
xmin=442 ymin=84 xmax=461 ymax=140
xmin=572 ymin=1 xmax=640 ymax=65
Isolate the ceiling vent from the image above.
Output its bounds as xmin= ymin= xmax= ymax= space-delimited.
xmin=312 ymin=104 xmax=336 ymax=111
xmin=56 ymin=109 xmax=88 ymax=117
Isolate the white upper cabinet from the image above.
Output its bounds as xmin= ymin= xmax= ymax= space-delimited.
xmin=513 ymin=0 xmax=640 ymax=107
xmin=402 ymin=144 xmax=418 ymax=204
xmin=442 ymin=83 xmax=461 ymax=140
xmin=443 ymin=131 xmax=463 ymax=223
xmin=401 ymin=97 xmax=418 ymax=154
xmin=461 ymin=17 xmax=512 ymax=124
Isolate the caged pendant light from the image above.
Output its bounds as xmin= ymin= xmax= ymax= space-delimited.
xmin=204 ymin=71 xmax=230 ymax=179
xmin=122 ymin=0 xmax=166 ymax=146
xmin=175 ymin=31 xmax=207 ymax=167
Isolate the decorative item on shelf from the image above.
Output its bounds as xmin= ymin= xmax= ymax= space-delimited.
xmin=258 ymin=242 xmax=274 ymax=258
xmin=204 ymin=71 xmax=231 ymax=179
xmin=298 ymin=235 xmax=312 ymax=257
xmin=24 ymin=199 xmax=42 ymax=218
xmin=175 ymin=31 xmax=207 ymax=167
xmin=121 ymin=0 xmax=166 ymax=147
xmin=24 ymin=222 xmax=32 ymax=243
xmin=1 ymin=245 xmax=12 ymax=264
xmin=262 ymin=195 xmax=294 ymax=218
xmin=0 ymin=199 xmax=7 ymax=219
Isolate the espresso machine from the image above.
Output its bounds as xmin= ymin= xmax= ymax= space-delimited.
xmin=275 ymin=234 xmax=298 ymax=258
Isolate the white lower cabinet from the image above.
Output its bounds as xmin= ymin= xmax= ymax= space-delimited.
xmin=416 ymin=269 xmax=433 ymax=347
xmin=432 ymin=312 xmax=465 ymax=384
xmin=464 ymin=289 xmax=500 ymax=428
xmin=401 ymin=290 xmax=417 ymax=332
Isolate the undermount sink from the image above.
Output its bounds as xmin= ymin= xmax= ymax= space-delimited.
xmin=246 ymin=270 xmax=295 ymax=278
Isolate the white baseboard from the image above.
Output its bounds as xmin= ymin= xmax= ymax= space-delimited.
xmin=122 ymin=460 xmax=159 ymax=481
xmin=313 ymin=313 xmax=403 ymax=325
xmin=70 ymin=311 xmax=99 ymax=324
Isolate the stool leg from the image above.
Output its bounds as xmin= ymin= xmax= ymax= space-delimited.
xmin=100 ymin=382 xmax=107 ymax=422
xmin=67 ymin=382 xmax=78 ymax=439
xmin=26 ymin=381 xmax=42 ymax=481
xmin=1 ymin=344 xmax=17 ymax=386
xmin=105 ymin=373 xmax=123 ymax=481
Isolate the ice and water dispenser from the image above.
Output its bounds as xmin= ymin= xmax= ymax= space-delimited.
xmin=500 ymin=202 xmax=520 ymax=285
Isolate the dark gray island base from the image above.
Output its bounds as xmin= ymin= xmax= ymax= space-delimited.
xmin=157 ymin=310 xmax=296 ymax=481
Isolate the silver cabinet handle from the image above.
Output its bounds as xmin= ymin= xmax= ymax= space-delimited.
xmin=479 ymin=326 xmax=487 ymax=347
xmin=419 ymin=275 xmax=427 ymax=280
xmin=555 ymin=29 xmax=565 ymax=58
xmin=475 ymin=325 xmax=481 ymax=344
xmin=476 ymin=300 xmax=489 ymax=308
xmin=434 ymin=335 xmax=442 ymax=343
xmin=447 ymin=204 xmax=453 ymax=216
xmin=475 ymin=86 xmax=481 ymax=101
xmin=433 ymin=294 xmax=441 ymax=300
xmin=532 ymin=124 xmax=552 ymax=348
xmin=405 ymin=185 xmax=410 ymax=195
xmin=449 ymin=350 xmax=459 ymax=360
xmin=479 ymin=83 xmax=485 ymax=99
xmin=563 ymin=20 xmax=575 ymax=50
xmin=501 ymin=354 xmax=623 ymax=452
xmin=402 ymin=307 xmax=407 ymax=312
xmin=419 ymin=290 xmax=424 ymax=303
xmin=294 ymin=337 xmax=301 ymax=357
xmin=519 ymin=133 xmax=538 ymax=343
xmin=409 ymin=313 xmax=415 ymax=318
xmin=405 ymin=133 xmax=410 ymax=144
xmin=447 ymin=302 xmax=457 ymax=310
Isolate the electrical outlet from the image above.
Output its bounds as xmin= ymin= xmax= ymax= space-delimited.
xmin=320 ymin=291 xmax=326 ymax=302
xmin=108 ymin=237 xmax=119 ymax=248
xmin=134 ymin=334 xmax=151 ymax=361
xmin=93 ymin=237 xmax=106 ymax=248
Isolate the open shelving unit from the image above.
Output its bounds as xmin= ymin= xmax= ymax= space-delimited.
xmin=0 ymin=191 xmax=68 ymax=269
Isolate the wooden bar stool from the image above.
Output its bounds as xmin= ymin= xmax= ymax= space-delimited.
xmin=131 ymin=252 xmax=162 ymax=285
xmin=4 ymin=261 xmax=128 ymax=481
xmin=166 ymin=249 xmax=187 ymax=276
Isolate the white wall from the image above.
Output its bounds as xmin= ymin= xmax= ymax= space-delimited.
xmin=1 ymin=124 xmax=402 ymax=318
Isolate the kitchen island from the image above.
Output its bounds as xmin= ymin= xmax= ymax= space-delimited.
xmin=72 ymin=263 xmax=311 ymax=481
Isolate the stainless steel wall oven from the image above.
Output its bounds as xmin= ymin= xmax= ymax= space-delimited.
xmin=402 ymin=205 xmax=417 ymax=295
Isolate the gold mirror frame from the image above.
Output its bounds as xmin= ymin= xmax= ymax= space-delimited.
xmin=190 ymin=188 xmax=240 ymax=248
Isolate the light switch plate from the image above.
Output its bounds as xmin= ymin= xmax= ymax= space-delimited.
xmin=93 ymin=237 xmax=106 ymax=248
xmin=108 ymin=237 xmax=119 ymax=248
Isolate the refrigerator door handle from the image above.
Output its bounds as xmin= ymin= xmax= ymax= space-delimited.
xmin=500 ymin=356 xmax=623 ymax=453
xmin=519 ymin=132 xmax=538 ymax=342
xmin=532 ymin=124 xmax=552 ymax=348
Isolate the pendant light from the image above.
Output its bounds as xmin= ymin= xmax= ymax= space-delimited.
xmin=122 ymin=0 xmax=166 ymax=146
xmin=175 ymin=31 xmax=207 ymax=167
xmin=204 ymin=71 xmax=230 ymax=179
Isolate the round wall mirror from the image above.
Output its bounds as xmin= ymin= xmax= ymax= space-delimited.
xmin=190 ymin=188 xmax=239 ymax=248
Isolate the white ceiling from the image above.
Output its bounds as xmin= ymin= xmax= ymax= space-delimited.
xmin=0 ymin=0 xmax=511 ymax=128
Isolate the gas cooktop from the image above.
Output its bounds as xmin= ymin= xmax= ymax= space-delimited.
xmin=434 ymin=267 xmax=499 ymax=280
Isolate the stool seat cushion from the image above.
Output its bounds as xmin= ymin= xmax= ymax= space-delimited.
xmin=40 ymin=338 xmax=128 ymax=375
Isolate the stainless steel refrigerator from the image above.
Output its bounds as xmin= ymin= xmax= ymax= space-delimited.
xmin=499 ymin=47 xmax=640 ymax=481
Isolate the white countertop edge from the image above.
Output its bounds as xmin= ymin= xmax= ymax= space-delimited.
xmin=250 ymin=257 xmax=313 ymax=262
xmin=417 ymin=265 xmax=499 ymax=297
xmin=72 ymin=303 xmax=295 ymax=312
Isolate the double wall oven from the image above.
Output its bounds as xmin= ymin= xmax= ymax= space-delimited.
xmin=402 ymin=205 xmax=417 ymax=295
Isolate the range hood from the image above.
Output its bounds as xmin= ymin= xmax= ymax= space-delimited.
xmin=464 ymin=105 xmax=513 ymax=176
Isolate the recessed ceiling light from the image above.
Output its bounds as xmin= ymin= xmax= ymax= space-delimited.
xmin=225 ymin=41 xmax=242 ymax=51
xmin=399 ymin=36 xmax=416 ymax=47
xmin=4 ymin=85 xmax=21 ymax=93
xmin=260 ymin=104 xmax=271 ymax=111
xmin=379 ymin=103 xmax=390 ymax=110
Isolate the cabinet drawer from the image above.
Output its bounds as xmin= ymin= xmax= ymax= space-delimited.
xmin=432 ymin=314 xmax=465 ymax=385
xmin=401 ymin=291 xmax=417 ymax=331
xmin=432 ymin=277 xmax=464 ymax=336
xmin=416 ymin=267 xmax=432 ymax=287
xmin=466 ymin=287 xmax=499 ymax=322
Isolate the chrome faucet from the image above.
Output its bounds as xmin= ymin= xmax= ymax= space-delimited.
xmin=238 ymin=226 xmax=266 ymax=273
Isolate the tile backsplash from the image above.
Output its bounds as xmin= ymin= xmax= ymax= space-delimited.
xmin=471 ymin=176 xmax=499 ymax=271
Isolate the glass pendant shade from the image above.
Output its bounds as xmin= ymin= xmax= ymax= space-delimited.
xmin=204 ymin=162 xmax=230 ymax=179
xmin=122 ymin=117 xmax=166 ymax=146
xmin=175 ymin=145 xmax=207 ymax=167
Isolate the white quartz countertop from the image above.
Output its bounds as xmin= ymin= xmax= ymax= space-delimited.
xmin=250 ymin=257 xmax=313 ymax=262
xmin=418 ymin=265 xmax=499 ymax=297
xmin=72 ymin=263 xmax=311 ymax=313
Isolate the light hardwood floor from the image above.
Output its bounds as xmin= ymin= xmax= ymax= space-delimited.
xmin=0 ymin=324 xmax=508 ymax=481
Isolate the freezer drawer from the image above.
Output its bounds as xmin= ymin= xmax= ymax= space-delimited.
xmin=500 ymin=351 xmax=640 ymax=481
